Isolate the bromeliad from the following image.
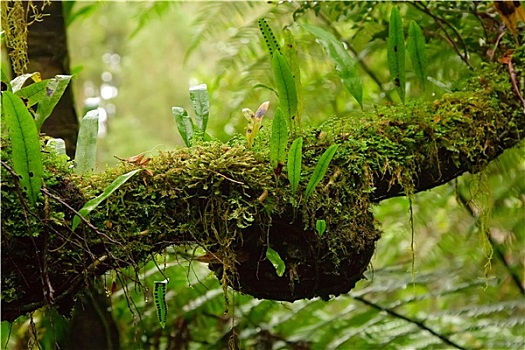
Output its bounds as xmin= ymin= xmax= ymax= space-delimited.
xmin=243 ymin=101 xmax=270 ymax=149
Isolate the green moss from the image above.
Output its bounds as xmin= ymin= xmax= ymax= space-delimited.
xmin=2 ymin=51 xmax=523 ymax=319
xmin=1 ymin=138 xmax=77 ymax=238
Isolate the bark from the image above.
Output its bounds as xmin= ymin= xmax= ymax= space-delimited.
xmin=1 ymin=48 xmax=524 ymax=323
xmin=25 ymin=0 xmax=79 ymax=157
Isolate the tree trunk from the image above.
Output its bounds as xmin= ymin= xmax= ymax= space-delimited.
xmin=25 ymin=0 xmax=79 ymax=158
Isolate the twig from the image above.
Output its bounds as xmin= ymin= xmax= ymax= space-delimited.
xmin=41 ymin=187 xmax=128 ymax=284
xmin=352 ymin=295 xmax=468 ymax=350
xmin=41 ymin=187 xmax=120 ymax=245
xmin=470 ymin=2 xmax=490 ymax=46
xmin=29 ymin=236 xmax=48 ymax=306
xmin=489 ymin=25 xmax=507 ymax=61
xmin=150 ymin=252 xmax=170 ymax=281
xmin=41 ymin=187 xmax=55 ymax=304
xmin=29 ymin=314 xmax=43 ymax=350
xmin=212 ymin=171 xmax=245 ymax=185
xmin=504 ymin=55 xmax=525 ymax=112
xmin=409 ymin=1 xmax=472 ymax=69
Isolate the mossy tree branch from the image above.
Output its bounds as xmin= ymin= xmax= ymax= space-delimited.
xmin=2 ymin=55 xmax=524 ymax=322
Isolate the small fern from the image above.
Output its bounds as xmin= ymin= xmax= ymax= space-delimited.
xmin=258 ymin=17 xmax=282 ymax=57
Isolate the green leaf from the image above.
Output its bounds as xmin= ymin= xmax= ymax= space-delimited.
xmin=35 ymin=75 xmax=73 ymax=130
xmin=154 ymin=279 xmax=169 ymax=329
xmin=305 ymin=144 xmax=339 ymax=199
xmin=387 ymin=6 xmax=406 ymax=103
xmin=129 ymin=2 xmax=173 ymax=39
xmin=2 ymin=91 xmax=43 ymax=206
xmin=72 ymin=169 xmax=142 ymax=231
xmin=287 ymin=137 xmax=303 ymax=194
xmin=283 ymin=28 xmax=304 ymax=125
xmin=266 ymin=247 xmax=285 ymax=277
xmin=172 ymin=106 xmax=194 ymax=147
xmin=303 ymin=24 xmax=363 ymax=108
xmin=316 ymin=219 xmax=327 ymax=237
xmin=64 ymin=3 xmax=100 ymax=27
xmin=253 ymin=83 xmax=277 ymax=94
xmin=74 ymin=110 xmax=99 ymax=175
xmin=272 ymin=52 xmax=297 ymax=128
xmin=269 ymin=107 xmax=288 ymax=175
xmin=258 ymin=18 xmax=282 ymax=57
xmin=16 ymin=80 xmax=49 ymax=107
xmin=46 ymin=138 xmax=67 ymax=156
xmin=407 ymin=20 xmax=428 ymax=89
xmin=189 ymin=84 xmax=210 ymax=134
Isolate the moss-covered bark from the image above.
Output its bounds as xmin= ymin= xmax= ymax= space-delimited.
xmin=2 ymin=53 xmax=524 ymax=322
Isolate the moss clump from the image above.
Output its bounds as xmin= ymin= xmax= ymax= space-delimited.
xmin=80 ymin=141 xmax=381 ymax=301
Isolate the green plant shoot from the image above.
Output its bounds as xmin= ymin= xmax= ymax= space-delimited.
xmin=189 ymin=83 xmax=210 ymax=134
xmin=243 ymin=101 xmax=270 ymax=149
xmin=272 ymin=52 xmax=298 ymax=128
xmin=35 ymin=75 xmax=73 ymax=130
xmin=252 ymin=82 xmax=277 ymax=94
xmin=172 ymin=106 xmax=194 ymax=147
xmin=316 ymin=219 xmax=327 ymax=237
xmin=303 ymin=24 xmax=363 ymax=108
xmin=407 ymin=20 xmax=428 ymax=89
xmin=258 ymin=18 xmax=282 ymax=56
xmin=258 ymin=18 xmax=298 ymax=127
xmin=270 ymin=107 xmax=288 ymax=177
xmin=283 ymin=28 xmax=303 ymax=125
xmin=154 ymin=279 xmax=169 ymax=329
xmin=387 ymin=6 xmax=406 ymax=103
xmin=72 ymin=169 xmax=142 ymax=231
xmin=15 ymin=80 xmax=49 ymax=108
xmin=305 ymin=144 xmax=339 ymax=199
xmin=2 ymin=91 xmax=43 ymax=207
xmin=287 ymin=137 xmax=303 ymax=194
xmin=46 ymin=138 xmax=67 ymax=157
xmin=74 ymin=110 xmax=99 ymax=175
xmin=266 ymin=247 xmax=285 ymax=277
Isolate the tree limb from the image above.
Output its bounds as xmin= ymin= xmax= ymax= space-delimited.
xmin=1 ymin=53 xmax=524 ymax=322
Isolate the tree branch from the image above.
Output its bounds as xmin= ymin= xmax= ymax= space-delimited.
xmin=2 ymin=53 xmax=524 ymax=322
